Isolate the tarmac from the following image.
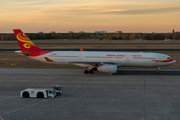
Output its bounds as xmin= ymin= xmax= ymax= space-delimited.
xmin=0 ymin=68 xmax=180 ymax=120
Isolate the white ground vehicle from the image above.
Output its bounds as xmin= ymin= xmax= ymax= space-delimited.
xmin=20 ymin=85 xmax=63 ymax=98
xmin=21 ymin=88 xmax=56 ymax=98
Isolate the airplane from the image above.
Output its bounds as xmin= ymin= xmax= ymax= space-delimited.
xmin=13 ymin=29 xmax=176 ymax=74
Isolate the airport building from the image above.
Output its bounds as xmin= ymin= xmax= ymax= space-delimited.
xmin=116 ymin=31 xmax=122 ymax=33
xmin=50 ymin=31 xmax=56 ymax=33
xmin=94 ymin=30 xmax=107 ymax=33
xmin=79 ymin=31 xmax=85 ymax=33
xmin=68 ymin=31 xmax=74 ymax=33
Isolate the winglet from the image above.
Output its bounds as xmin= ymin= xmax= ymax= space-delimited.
xmin=45 ymin=57 xmax=53 ymax=62
xmin=79 ymin=48 xmax=84 ymax=51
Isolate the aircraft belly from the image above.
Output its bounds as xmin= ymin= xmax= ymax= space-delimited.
xmin=123 ymin=61 xmax=146 ymax=67
xmin=122 ymin=60 xmax=158 ymax=67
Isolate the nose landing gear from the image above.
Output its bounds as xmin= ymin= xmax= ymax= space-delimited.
xmin=156 ymin=67 xmax=160 ymax=74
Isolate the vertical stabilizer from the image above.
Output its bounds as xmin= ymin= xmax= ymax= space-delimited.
xmin=13 ymin=29 xmax=44 ymax=52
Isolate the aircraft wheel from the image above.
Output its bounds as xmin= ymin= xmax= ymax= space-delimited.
xmin=93 ymin=68 xmax=97 ymax=71
xmin=89 ymin=70 xmax=94 ymax=74
xmin=84 ymin=70 xmax=89 ymax=74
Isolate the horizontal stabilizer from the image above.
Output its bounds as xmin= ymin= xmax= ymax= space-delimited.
xmin=45 ymin=57 xmax=53 ymax=62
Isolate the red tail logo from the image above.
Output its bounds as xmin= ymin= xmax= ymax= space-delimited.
xmin=13 ymin=29 xmax=54 ymax=57
xmin=13 ymin=29 xmax=43 ymax=52
xmin=16 ymin=32 xmax=35 ymax=49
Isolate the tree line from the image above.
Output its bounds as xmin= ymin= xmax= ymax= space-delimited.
xmin=0 ymin=32 xmax=180 ymax=41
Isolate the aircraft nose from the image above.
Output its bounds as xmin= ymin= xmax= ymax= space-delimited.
xmin=173 ymin=59 xmax=176 ymax=63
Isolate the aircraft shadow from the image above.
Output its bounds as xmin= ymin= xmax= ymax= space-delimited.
xmin=113 ymin=70 xmax=180 ymax=75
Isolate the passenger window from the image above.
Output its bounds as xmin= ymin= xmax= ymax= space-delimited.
xmin=51 ymin=53 xmax=57 ymax=55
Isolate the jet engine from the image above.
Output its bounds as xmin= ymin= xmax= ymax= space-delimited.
xmin=97 ymin=65 xmax=117 ymax=73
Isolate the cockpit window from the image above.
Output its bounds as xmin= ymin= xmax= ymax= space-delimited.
xmin=167 ymin=57 xmax=171 ymax=59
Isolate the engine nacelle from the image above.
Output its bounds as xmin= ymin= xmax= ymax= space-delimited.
xmin=97 ymin=65 xmax=117 ymax=73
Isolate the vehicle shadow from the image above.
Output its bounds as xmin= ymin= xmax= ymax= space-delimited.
xmin=113 ymin=70 xmax=180 ymax=75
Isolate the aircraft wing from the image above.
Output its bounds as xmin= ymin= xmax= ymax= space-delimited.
xmin=45 ymin=57 xmax=118 ymax=65
xmin=55 ymin=61 xmax=118 ymax=65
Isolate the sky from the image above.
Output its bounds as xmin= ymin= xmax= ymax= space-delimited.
xmin=0 ymin=0 xmax=180 ymax=33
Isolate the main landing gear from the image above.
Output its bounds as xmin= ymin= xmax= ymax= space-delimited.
xmin=156 ymin=67 xmax=160 ymax=74
xmin=84 ymin=68 xmax=97 ymax=74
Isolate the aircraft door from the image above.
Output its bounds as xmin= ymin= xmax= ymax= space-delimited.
xmin=40 ymin=52 xmax=45 ymax=60
xmin=158 ymin=55 xmax=162 ymax=61
xmin=79 ymin=54 xmax=82 ymax=60
xmin=126 ymin=54 xmax=130 ymax=61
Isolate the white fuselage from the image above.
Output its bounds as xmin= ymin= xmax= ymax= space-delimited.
xmin=32 ymin=51 xmax=176 ymax=67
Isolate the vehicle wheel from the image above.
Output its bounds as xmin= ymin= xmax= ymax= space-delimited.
xmin=22 ymin=91 xmax=30 ymax=98
xmin=84 ymin=70 xmax=89 ymax=74
xmin=37 ymin=92 xmax=44 ymax=98
xmin=156 ymin=70 xmax=159 ymax=74
xmin=89 ymin=70 xmax=94 ymax=74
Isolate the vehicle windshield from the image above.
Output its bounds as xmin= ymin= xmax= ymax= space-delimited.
xmin=49 ymin=90 xmax=53 ymax=93
xmin=54 ymin=87 xmax=61 ymax=90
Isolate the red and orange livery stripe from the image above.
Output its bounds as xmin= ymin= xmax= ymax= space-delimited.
xmin=151 ymin=59 xmax=174 ymax=62
xmin=28 ymin=51 xmax=53 ymax=57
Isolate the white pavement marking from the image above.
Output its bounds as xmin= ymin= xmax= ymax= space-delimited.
xmin=0 ymin=99 xmax=50 ymax=117
xmin=25 ymin=92 xmax=95 ymax=120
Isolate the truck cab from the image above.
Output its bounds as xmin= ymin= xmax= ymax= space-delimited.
xmin=46 ymin=89 xmax=56 ymax=98
xmin=53 ymin=85 xmax=63 ymax=96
